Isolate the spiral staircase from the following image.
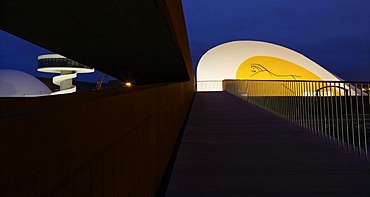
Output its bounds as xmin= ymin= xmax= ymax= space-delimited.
xmin=37 ymin=54 xmax=94 ymax=95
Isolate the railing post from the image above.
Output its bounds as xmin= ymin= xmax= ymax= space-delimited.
xmin=318 ymin=81 xmax=324 ymax=140
xmin=339 ymin=82 xmax=345 ymax=149
xmin=325 ymin=82 xmax=329 ymax=141
xmin=309 ymin=81 xmax=314 ymax=133
xmin=344 ymin=82 xmax=350 ymax=151
xmin=335 ymin=82 xmax=339 ymax=146
xmin=350 ymin=83 xmax=356 ymax=154
xmin=355 ymin=83 xmax=362 ymax=157
xmin=314 ymin=82 xmax=320 ymax=138
xmin=330 ymin=82 xmax=335 ymax=144
xmin=360 ymin=83 xmax=368 ymax=160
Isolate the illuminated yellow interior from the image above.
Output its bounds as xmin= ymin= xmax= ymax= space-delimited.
xmin=235 ymin=56 xmax=343 ymax=96
xmin=236 ymin=56 xmax=321 ymax=80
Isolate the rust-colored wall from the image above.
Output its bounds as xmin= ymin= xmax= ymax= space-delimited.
xmin=0 ymin=82 xmax=194 ymax=196
xmin=165 ymin=0 xmax=195 ymax=83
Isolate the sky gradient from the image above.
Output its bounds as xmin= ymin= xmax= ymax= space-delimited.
xmin=1 ymin=1 xmax=369 ymax=82
xmin=182 ymin=0 xmax=370 ymax=81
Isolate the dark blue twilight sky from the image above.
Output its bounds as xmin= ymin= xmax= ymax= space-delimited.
xmin=1 ymin=1 xmax=369 ymax=82
xmin=182 ymin=0 xmax=370 ymax=81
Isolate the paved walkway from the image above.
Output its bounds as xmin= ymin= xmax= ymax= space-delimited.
xmin=166 ymin=92 xmax=370 ymax=196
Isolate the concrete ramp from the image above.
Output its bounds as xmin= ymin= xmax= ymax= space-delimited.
xmin=166 ymin=92 xmax=370 ymax=196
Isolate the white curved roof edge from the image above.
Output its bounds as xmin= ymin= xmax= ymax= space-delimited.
xmin=38 ymin=67 xmax=94 ymax=74
xmin=196 ymin=40 xmax=341 ymax=81
xmin=38 ymin=54 xmax=66 ymax=60
xmin=0 ymin=69 xmax=52 ymax=97
xmin=25 ymin=93 xmax=52 ymax=97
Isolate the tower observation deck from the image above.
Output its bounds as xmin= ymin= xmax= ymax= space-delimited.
xmin=37 ymin=54 xmax=94 ymax=95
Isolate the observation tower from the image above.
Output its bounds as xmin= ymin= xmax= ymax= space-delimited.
xmin=37 ymin=54 xmax=94 ymax=95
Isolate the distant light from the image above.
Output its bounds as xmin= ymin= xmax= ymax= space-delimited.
xmin=125 ymin=82 xmax=132 ymax=87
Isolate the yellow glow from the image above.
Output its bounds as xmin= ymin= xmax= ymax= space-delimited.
xmin=125 ymin=82 xmax=132 ymax=87
xmin=234 ymin=56 xmax=346 ymax=96
xmin=236 ymin=56 xmax=321 ymax=80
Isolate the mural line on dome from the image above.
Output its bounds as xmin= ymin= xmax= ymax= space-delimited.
xmin=250 ymin=63 xmax=301 ymax=80
xmin=236 ymin=56 xmax=321 ymax=81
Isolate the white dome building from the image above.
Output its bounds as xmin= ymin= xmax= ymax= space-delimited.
xmin=196 ymin=40 xmax=341 ymax=91
xmin=0 ymin=69 xmax=51 ymax=97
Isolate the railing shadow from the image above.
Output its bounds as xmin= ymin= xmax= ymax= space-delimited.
xmin=223 ymin=79 xmax=369 ymax=160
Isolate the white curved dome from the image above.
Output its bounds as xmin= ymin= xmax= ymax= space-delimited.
xmin=0 ymin=69 xmax=51 ymax=97
xmin=197 ymin=40 xmax=340 ymax=81
xmin=196 ymin=40 xmax=341 ymax=91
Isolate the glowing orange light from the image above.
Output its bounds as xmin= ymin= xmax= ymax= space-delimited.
xmin=125 ymin=82 xmax=132 ymax=87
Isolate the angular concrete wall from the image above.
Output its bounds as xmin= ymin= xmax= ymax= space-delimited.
xmin=0 ymin=82 xmax=194 ymax=196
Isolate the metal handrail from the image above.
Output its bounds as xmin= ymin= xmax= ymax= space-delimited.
xmin=223 ymin=79 xmax=369 ymax=160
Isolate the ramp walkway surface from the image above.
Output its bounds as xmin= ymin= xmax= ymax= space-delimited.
xmin=166 ymin=92 xmax=370 ymax=196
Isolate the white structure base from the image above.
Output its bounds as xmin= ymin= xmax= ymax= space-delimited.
xmin=197 ymin=80 xmax=223 ymax=91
